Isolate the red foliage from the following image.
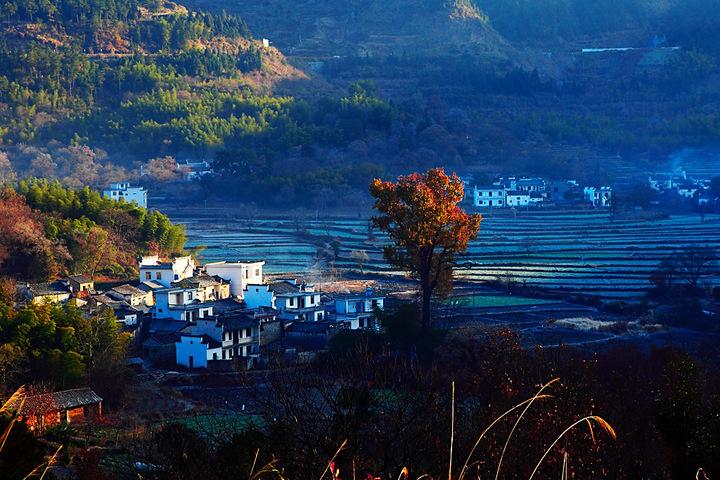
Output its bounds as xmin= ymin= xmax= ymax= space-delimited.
xmin=0 ymin=189 xmax=65 ymax=281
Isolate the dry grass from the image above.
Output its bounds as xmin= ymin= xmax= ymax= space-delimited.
xmin=242 ymin=378 xmax=616 ymax=479
xmin=1 ymin=386 xmax=63 ymax=479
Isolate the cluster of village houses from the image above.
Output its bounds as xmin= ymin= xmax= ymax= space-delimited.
xmin=470 ymin=176 xmax=613 ymax=208
xmin=647 ymin=169 xmax=717 ymax=206
xmin=18 ymin=257 xmax=385 ymax=371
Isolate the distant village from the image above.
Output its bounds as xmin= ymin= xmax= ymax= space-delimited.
xmin=17 ymin=256 xmax=385 ymax=371
xmin=466 ymin=168 xmax=718 ymax=211
xmin=101 ymin=152 xmax=720 ymax=214
xmin=467 ymin=176 xmax=612 ymax=209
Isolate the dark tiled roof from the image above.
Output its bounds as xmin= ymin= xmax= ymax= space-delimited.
xmin=143 ymin=332 xmax=179 ymax=347
xmin=10 ymin=388 xmax=102 ymax=416
xmin=138 ymin=281 xmax=165 ymax=292
xmin=149 ymin=319 xmax=188 ymax=333
xmin=112 ymin=284 xmax=147 ymax=296
xmin=212 ymin=298 xmax=246 ymax=315
xmin=218 ymin=314 xmax=257 ymax=331
xmin=172 ymin=274 xmax=223 ymax=289
xmin=268 ymin=281 xmax=300 ymax=295
xmin=285 ymin=321 xmax=334 ymax=335
xmin=68 ymin=275 xmax=92 ymax=284
xmin=282 ymin=336 xmax=328 ymax=351
xmin=91 ymin=294 xmax=130 ymax=309
xmin=28 ymin=281 xmax=70 ymax=296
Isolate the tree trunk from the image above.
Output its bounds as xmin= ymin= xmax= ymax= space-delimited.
xmin=421 ymin=284 xmax=432 ymax=331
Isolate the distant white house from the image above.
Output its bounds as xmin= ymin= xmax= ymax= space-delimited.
xmin=175 ymin=315 xmax=261 ymax=368
xmin=675 ymin=182 xmax=700 ymax=199
xmin=153 ymin=286 xmax=214 ymax=321
xmin=648 ymin=175 xmax=673 ymax=192
xmin=584 ymin=186 xmax=613 ymax=207
xmin=516 ymin=177 xmax=546 ymax=193
xmin=244 ymin=279 xmax=325 ymax=322
xmin=529 ymin=192 xmax=544 ymax=205
xmin=204 ymin=261 xmax=264 ymax=298
xmin=103 ymin=182 xmax=147 ymax=208
xmin=472 ymin=177 xmax=546 ymax=208
xmin=108 ymin=284 xmax=153 ymax=309
xmin=505 ymin=191 xmax=531 ymax=207
xmin=333 ymin=290 xmax=385 ymax=330
xmin=473 ymin=187 xmax=506 ymax=208
xmin=18 ymin=281 xmax=72 ymax=305
xmin=177 ymin=160 xmax=213 ymax=181
xmin=172 ymin=274 xmax=231 ymax=302
xmin=139 ymin=256 xmax=196 ymax=288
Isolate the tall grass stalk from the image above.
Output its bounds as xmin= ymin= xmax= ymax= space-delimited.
xmin=248 ymin=448 xmax=260 ymax=480
xmin=448 ymin=381 xmax=455 ymax=480
xmin=528 ymin=416 xmax=616 ymax=480
xmin=319 ymin=439 xmax=348 ymax=480
xmin=458 ymin=395 xmax=554 ymax=479
xmin=0 ymin=386 xmax=26 ymax=452
xmin=494 ymin=378 xmax=560 ymax=480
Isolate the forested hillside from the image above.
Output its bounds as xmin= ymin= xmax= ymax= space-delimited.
xmin=0 ymin=180 xmax=185 ymax=282
xmin=0 ymin=0 xmax=719 ymax=208
xmin=181 ymin=0 xmax=510 ymax=58
xmin=482 ymin=0 xmax=720 ymax=51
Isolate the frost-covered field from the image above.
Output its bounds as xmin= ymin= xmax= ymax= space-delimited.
xmin=173 ymin=208 xmax=720 ymax=299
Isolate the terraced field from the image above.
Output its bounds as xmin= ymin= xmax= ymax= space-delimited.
xmin=173 ymin=208 xmax=720 ymax=299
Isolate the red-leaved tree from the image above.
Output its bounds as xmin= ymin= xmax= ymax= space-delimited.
xmin=370 ymin=168 xmax=481 ymax=330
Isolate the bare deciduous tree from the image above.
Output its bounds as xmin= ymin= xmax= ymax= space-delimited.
xmin=676 ymin=246 xmax=717 ymax=288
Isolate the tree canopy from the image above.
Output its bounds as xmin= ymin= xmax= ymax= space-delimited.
xmin=370 ymin=168 xmax=481 ymax=329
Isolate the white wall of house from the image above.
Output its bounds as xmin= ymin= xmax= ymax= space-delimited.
xmin=279 ymin=293 xmax=321 ymax=310
xmin=473 ymin=188 xmax=506 ymax=208
xmin=336 ymin=297 xmax=384 ymax=314
xmin=205 ymin=262 xmax=264 ymax=298
xmin=154 ymin=288 xmax=213 ymax=320
xmin=103 ymin=183 xmax=147 ymax=208
xmin=584 ymin=187 xmax=613 ymax=207
xmin=139 ymin=256 xmax=195 ymax=288
xmin=139 ymin=267 xmax=173 ymax=287
xmin=243 ymin=284 xmax=276 ymax=309
xmin=677 ymin=187 xmax=698 ymax=198
xmin=176 ymin=336 xmax=221 ymax=368
xmin=506 ymin=193 xmax=530 ymax=207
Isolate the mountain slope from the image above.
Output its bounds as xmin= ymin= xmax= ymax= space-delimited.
xmin=181 ymin=0 xmax=514 ymax=60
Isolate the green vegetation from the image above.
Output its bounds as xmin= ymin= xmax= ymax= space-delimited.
xmin=1 ymin=179 xmax=185 ymax=281
xmin=1 ymin=0 xmax=719 ymax=209
xmin=444 ymin=294 xmax=554 ymax=307
xmin=0 ymin=302 xmax=130 ymax=396
xmin=0 ymin=0 xmax=260 ymax=146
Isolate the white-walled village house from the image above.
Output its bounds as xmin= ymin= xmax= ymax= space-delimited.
xmin=139 ymin=256 xmax=196 ymax=288
xmin=204 ymin=261 xmax=264 ymax=298
xmin=245 ymin=279 xmax=325 ymax=322
xmin=102 ymin=182 xmax=147 ymax=208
